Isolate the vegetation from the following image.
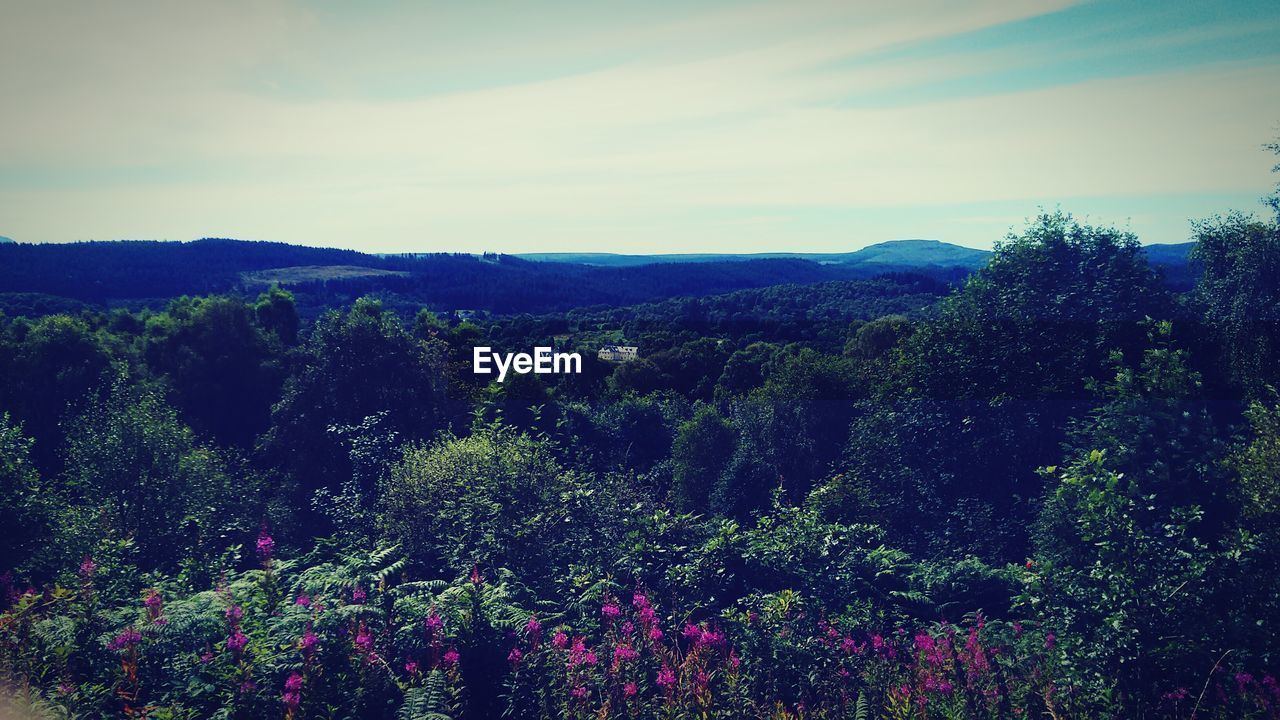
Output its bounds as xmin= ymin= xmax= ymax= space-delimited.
xmin=1 ymin=163 xmax=1279 ymax=717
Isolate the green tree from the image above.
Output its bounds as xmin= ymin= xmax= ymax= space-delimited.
xmin=0 ymin=414 xmax=53 ymax=576
xmin=253 ymin=285 xmax=300 ymax=344
xmin=670 ymin=403 xmax=736 ymax=513
xmin=143 ymin=295 xmax=285 ymax=447
xmin=259 ymin=297 xmax=451 ymax=514
xmin=59 ymin=375 xmax=255 ymax=575
xmin=843 ymin=213 xmax=1173 ymax=558
xmin=1190 ymin=211 xmax=1280 ymax=396
xmin=380 ymin=427 xmax=629 ymax=593
xmin=0 ymin=314 xmax=113 ymax=473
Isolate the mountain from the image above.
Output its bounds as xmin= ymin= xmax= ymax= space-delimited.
xmin=1141 ymin=241 xmax=1198 ymax=291
xmin=0 ymin=236 xmax=1196 ymax=319
xmin=0 ymin=238 xmax=866 ymax=317
xmin=0 ymin=236 xmax=14 ymax=244
xmin=517 ymin=239 xmax=991 ymax=269
xmin=1142 ymin=241 xmax=1196 ymax=265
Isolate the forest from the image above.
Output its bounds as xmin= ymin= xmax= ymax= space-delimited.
xmin=2 ymin=175 xmax=1280 ymax=719
xmin=0 ymin=237 xmax=986 ymax=321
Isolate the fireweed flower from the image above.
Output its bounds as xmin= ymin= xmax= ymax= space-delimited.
xmin=524 ymin=615 xmax=541 ymax=649
xmin=107 ymin=628 xmax=142 ymax=652
xmin=621 ymin=621 xmax=635 ymax=636
xmin=227 ymin=629 xmax=249 ymax=653
xmin=351 ymin=585 xmax=367 ymax=605
xmin=256 ymin=527 xmax=275 ymax=561
xmin=299 ymin=628 xmax=318 ymax=654
xmin=681 ymin=623 xmax=703 ymax=645
xmin=656 ymin=667 xmax=677 ymax=689
xmin=405 ymin=660 xmax=419 ymax=675
xmin=601 ymin=602 xmax=621 ymax=622
xmin=613 ymin=644 xmax=639 ymax=665
xmin=442 ymin=648 xmax=460 ymax=666
xmin=552 ymin=631 xmax=569 ymax=649
xmin=425 ymin=613 xmax=444 ymax=635
xmin=623 ymin=682 xmax=638 ymax=698
xmin=282 ymin=672 xmax=303 ymax=710
xmin=507 ymin=646 xmax=522 ymax=668
xmin=295 ymin=594 xmax=311 ymax=607
xmin=79 ymin=556 xmax=97 ymax=579
xmin=697 ymin=627 xmax=726 ymax=651
xmin=1044 ymin=633 xmax=1056 ymax=650
xmin=142 ymin=589 xmax=166 ymax=625
xmin=639 ymin=606 xmax=658 ymax=627
xmin=226 ymin=606 xmax=244 ymax=624
xmin=239 ymin=679 xmax=256 ymax=694
xmin=355 ymin=624 xmax=374 ymax=653
xmin=570 ymin=686 xmax=588 ymax=700
xmin=649 ymin=626 xmax=664 ymax=642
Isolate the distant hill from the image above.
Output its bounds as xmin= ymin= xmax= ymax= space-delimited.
xmin=1139 ymin=242 xmax=1197 ymax=291
xmin=0 ymin=236 xmax=14 ymax=244
xmin=0 ymin=238 xmax=872 ymax=317
xmin=0 ymin=236 xmax=1196 ymax=319
xmin=517 ymin=239 xmax=992 ymax=270
xmin=1142 ymin=241 xmax=1196 ymax=265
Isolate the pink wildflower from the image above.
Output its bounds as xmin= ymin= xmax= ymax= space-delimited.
xmin=256 ymin=527 xmax=275 ymax=560
xmin=227 ymin=629 xmax=248 ymax=653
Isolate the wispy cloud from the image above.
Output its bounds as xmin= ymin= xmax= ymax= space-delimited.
xmin=0 ymin=0 xmax=1276 ymax=251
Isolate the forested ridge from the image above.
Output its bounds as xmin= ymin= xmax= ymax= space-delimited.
xmin=0 ymin=237 xmax=987 ymax=321
xmin=1 ymin=190 xmax=1279 ymax=717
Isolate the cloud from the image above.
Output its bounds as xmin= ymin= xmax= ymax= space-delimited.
xmin=0 ymin=0 xmax=1276 ymax=251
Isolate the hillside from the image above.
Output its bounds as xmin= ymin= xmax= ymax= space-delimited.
xmin=0 ymin=238 xmax=970 ymax=318
xmin=517 ymin=238 xmax=992 ymax=269
xmin=0 ymin=236 xmax=1196 ymax=319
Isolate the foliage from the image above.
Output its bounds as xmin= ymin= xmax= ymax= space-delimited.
xmin=5 ymin=186 xmax=1280 ymax=718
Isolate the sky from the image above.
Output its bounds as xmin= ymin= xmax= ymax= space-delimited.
xmin=1 ymin=0 xmax=1278 ymax=254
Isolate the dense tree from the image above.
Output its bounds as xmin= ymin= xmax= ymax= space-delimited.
xmin=670 ymin=403 xmax=736 ymax=514
xmin=0 ymin=314 xmax=114 ymax=473
xmin=0 ymin=415 xmax=52 ymax=578
xmin=380 ymin=426 xmax=635 ymax=595
xmin=1191 ymin=211 xmax=1280 ymax=396
xmin=57 ymin=375 xmax=255 ymax=576
xmin=258 ymin=297 xmax=452 ymax=517
xmin=143 ymin=295 xmax=285 ymax=447
xmin=842 ymin=214 xmax=1175 ymax=558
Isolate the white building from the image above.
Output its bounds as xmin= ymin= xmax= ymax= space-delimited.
xmin=597 ymin=345 xmax=639 ymax=363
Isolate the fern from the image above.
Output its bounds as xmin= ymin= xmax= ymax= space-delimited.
xmin=853 ymin=690 xmax=870 ymax=720
xmin=398 ymin=670 xmax=455 ymax=720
